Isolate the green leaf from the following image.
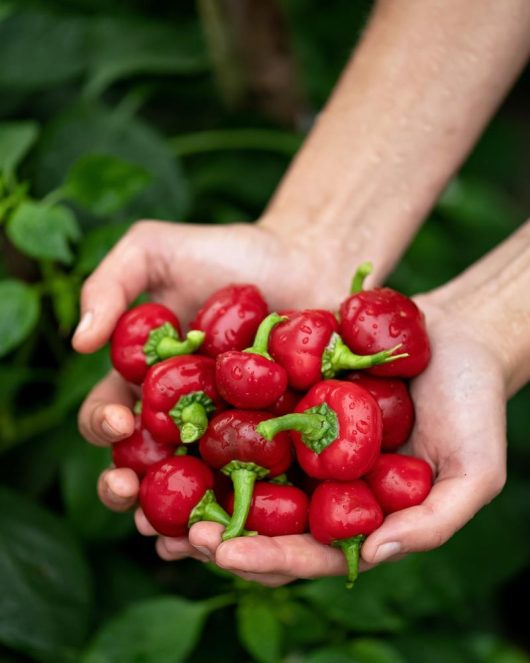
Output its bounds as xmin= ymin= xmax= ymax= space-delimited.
xmin=237 ymin=595 xmax=282 ymax=663
xmin=0 ymin=121 xmax=38 ymax=180
xmin=346 ymin=639 xmax=407 ymax=663
xmin=303 ymin=648 xmax=355 ymax=663
xmin=278 ymin=600 xmax=329 ymax=648
xmin=0 ymin=9 xmax=88 ymax=90
xmin=35 ymin=104 xmax=190 ymax=220
xmin=85 ymin=17 xmax=208 ymax=97
xmin=49 ymin=274 xmax=79 ymax=333
xmin=83 ymin=596 xmax=210 ymax=663
xmin=0 ymin=279 xmax=40 ymax=357
xmin=0 ymin=486 xmax=91 ymax=662
xmin=60 ymin=433 xmax=133 ymax=542
xmin=7 ymin=201 xmax=81 ymax=264
xmin=62 ymin=154 xmax=152 ymax=216
xmin=76 ymin=222 xmax=130 ymax=275
xmin=55 ymin=349 xmax=110 ymax=414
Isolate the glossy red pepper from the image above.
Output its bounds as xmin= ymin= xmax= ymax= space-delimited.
xmin=365 ymin=453 xmax=433 ymax=514
xmin=142 ymin=355 xmax=224 ymax=445
xmin=139 ymin=455 xmax=245 ymax=537
xmin=346 ymin=373 xmax=414 ymax=450
xmin=216 ymin=313 xmax=288 ymax=409
xmin=269 ymin=309 xmax=406 ymax=391
xmin=269 ymin=388 xmax=301 ymax=416
xmin=339 ymin=262 xmax=431 ymax=377
xmin=111 ymin=416 xmax=177 ymax=478
xmin=110 ymin=302 xmax=204 ymax=384
xmin=257 ymin=380 xmax=382 ymax=481
xmin=309 ymin=480 xmax=383 ymax=588
xmin=225 ymin=482 xmax=309 ymax=536
xmin=190 ymin=284 xmax=268 ymax=358
xmin=199 ymin=410 xmax=293 ymax=540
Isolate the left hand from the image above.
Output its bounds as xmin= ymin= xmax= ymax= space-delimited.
xmin=148 ymin=293 xmax=508 ymax=586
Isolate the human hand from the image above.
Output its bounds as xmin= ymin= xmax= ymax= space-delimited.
xmin=75 ymin=218 xmax=364 ymax=512
xmin=153 ymin=294 xmax=508 ymax=586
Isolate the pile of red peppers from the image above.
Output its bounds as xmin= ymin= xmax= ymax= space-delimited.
xmin=109 ymin=265 xmax=434 ymax=588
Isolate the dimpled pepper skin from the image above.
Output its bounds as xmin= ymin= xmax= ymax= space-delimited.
xmin=140 ymin=455 xmax=238 ymax=537
xmin=309 ymin=480 xmax=383 ymax=588
xmin=199 ymin=409 xmax=293 ymax=540
xmin=112 ymin=416 xmax=177 ymax=478
xmin=110 ymin=303 xmax=182 ymax=384
xmin=365 ymin=453 xmax=433 ymax=514
xmin=339 ymin=263 xmax=431 ymax=378
xmin=190 ymin=284 xmax=268 ymax=358
xmin=346 ymin=373 xmax=414 ymax=450
xmin=142 ymin=355 xmax=224 ymax=445
xmin=225 ymin=482 xmax=309 ymax=536
xmin=257 ymin=380 xmax=382 ymax=481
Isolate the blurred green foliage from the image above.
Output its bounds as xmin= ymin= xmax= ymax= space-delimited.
xmin=0 ymin=1 xmax=529 ymax=662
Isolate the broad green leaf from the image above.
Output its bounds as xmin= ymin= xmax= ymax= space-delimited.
xmin=0 ymin=9 xmax=87 ymax=90
xmin=236 ymin=595 xmax=282 ymax=663
xmin=7 ymin=201 xmax=80 ymax=264
xmin=0 ymin=279 xmax=40 ymax=357
xmin=346 ymin=639 xmax=407 ymax=663
xmin=303 ymin=648 xmax=355 ymax=663
xmin=82 ymin=596 xmax=210 ymax=663
xmin=85 ymin=17 xmax=208 ymax=97
xmin=35 ymin=104 xmax=190 ymax=220
xmin=76 ymin=222 xmax=130 ymax=275
xmin=0 ymin=121 xmax=38 ymax=180
xmin=60 ymin=434 xmax=133 ymax=542
xmin=49 ymin=273 xmax=79 ymax=333
xmin=55 ymin=349 xmax=110 ymax=414
xmin=62 ymin=154 xmax=152 ymax=216
xmin=278 ymin=600 xmax=329 ymax=648
xmin=0 ymin=486 xmax=91 ymax=662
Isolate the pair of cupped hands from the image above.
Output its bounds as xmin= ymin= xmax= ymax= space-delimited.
xmin=73 ymin=219 xmax=507 ymax=587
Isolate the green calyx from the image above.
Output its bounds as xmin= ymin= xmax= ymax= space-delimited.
xmin=332 ymin=535 xmax=365 ymax=589
xmin=221 ymin=462 xmax=269 ymax=541
xmin=269 ymin=473 xmax=292 ymax=486
xmin=244 ymin=312 xmax=286 ymax=359
xmin=144 ymin=323 xmax=205 ymax=366
xmin=169 ymin=391 xmax=216 ymax=443
xmin=133 ymin=400 xmax=142 ymax=415
xmin=350 ymin=261 xmax=373 ymax=294
xmin=188 ymin=489 xmax=257 ymax=535
xmin=321 ymin=332 xmax=408 ymax=378
xmin=256 ymin=403 xmax=339 ymax=455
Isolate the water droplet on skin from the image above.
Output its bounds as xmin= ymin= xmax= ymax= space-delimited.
xmin=389 ymin=323 xmax=401 ymax=338
xmin=232 ymin=366 xmax=243 ymax=380
xmin=302 ymin=337 xmax=309 ymax=345
xmin=301 ymin=325 xmax=312 ymax=334
xmin=359 ymin=316 xmax=365 ymax=322
xmin=356 ymin=420 xmax=369 ymax=434
xmin=372 ymin=323 xmax=378 ymax=330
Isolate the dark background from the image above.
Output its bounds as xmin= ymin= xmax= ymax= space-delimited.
xmin=0 ymin=1 xmax=529 ymax=661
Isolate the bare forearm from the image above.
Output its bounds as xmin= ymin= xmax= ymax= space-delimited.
xmin=262 ymin=0 xmax=530 ymax=283
xmin=434 ymin=219 xmax=530 ymax=395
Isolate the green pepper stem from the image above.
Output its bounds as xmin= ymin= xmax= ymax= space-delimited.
xmin=332 ymin=535 xmax=365 ymax=589
xmin=179 ymin=403 xmax=209 ymax=443
xmin=221 ymin=462 xmax=269 ymax=540
xmin=321 ymin=333 xmax=408 ymax=378
xmin=244 ymin=312 xmax=286 ymax=359
xmin=350 ymin=262 xmax=373 ymax=294
xmin=188 ymin=489 xmax=256 ymax=535
xmin=157 ymin=330 xmax=205 ymax=360
xmin=256 ymin=403 xmax=339 ymax=455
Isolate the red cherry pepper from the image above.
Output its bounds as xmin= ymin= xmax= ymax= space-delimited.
xmin=190 ymin=284 xmax=268 ymax=358
xmin=345 ymin=373 xmax=414 ymax=450
xmin=199 ymin=410 xmax=293 ymax=540
xmin=310 ymin=480 xmax=383 ymax=588
xmin=110 ymin=302 xmax=204 ymax=384
xmin=269 ymin=388 xmax=301 ymax=416
xmin=111 ymin=416 xmax=177 ymax=478
xmin=269 ymin=309 xmax=406 ymax=391
xmin=339 ymin=262 xmax=431 ymax=377
xmin=365 ymin=453 xmax=433 ymax=514
xmin=257 ymin=380 xmax=382 ymax=481
xmin=140 ymin=455 xmax=248 ymax=537
xmin=225 ymin=482 xmax=309 ymax=536
xmin=142 ymin=355 xmax=224 ymax=445
xmin=216 ymin=313 xmax=288 ymax=409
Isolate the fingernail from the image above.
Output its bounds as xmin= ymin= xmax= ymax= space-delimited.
xmin=74 ymin=311 xmax=93 ymax=337
xmin=102 ymin=420 xmax=123 ymax=438
xmin=194 ymin=546 xmax=212 ymax=560
xmin=372 ymin=542 xmax=401 ymax=563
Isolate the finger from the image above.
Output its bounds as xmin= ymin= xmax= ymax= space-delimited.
xmin=156 ymin=536 xmax=208 ymax=562
xmin=362 ymin=466 xmax=506 ymax=564
xmin=135 ymin=508 xmax=158 ymax=536
xmin=214 ymin=533 xmax=372 ymax=579
xmin=78 ymin=371 xmax=136 ymax=446
xmin=97 ymin=468 xmax=139 ymax=512
xmin=73 ymin=221 xmax=165 ymax=353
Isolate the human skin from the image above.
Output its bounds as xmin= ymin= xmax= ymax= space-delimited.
xmin=74 ymin=0 xmax=530 ymax=585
